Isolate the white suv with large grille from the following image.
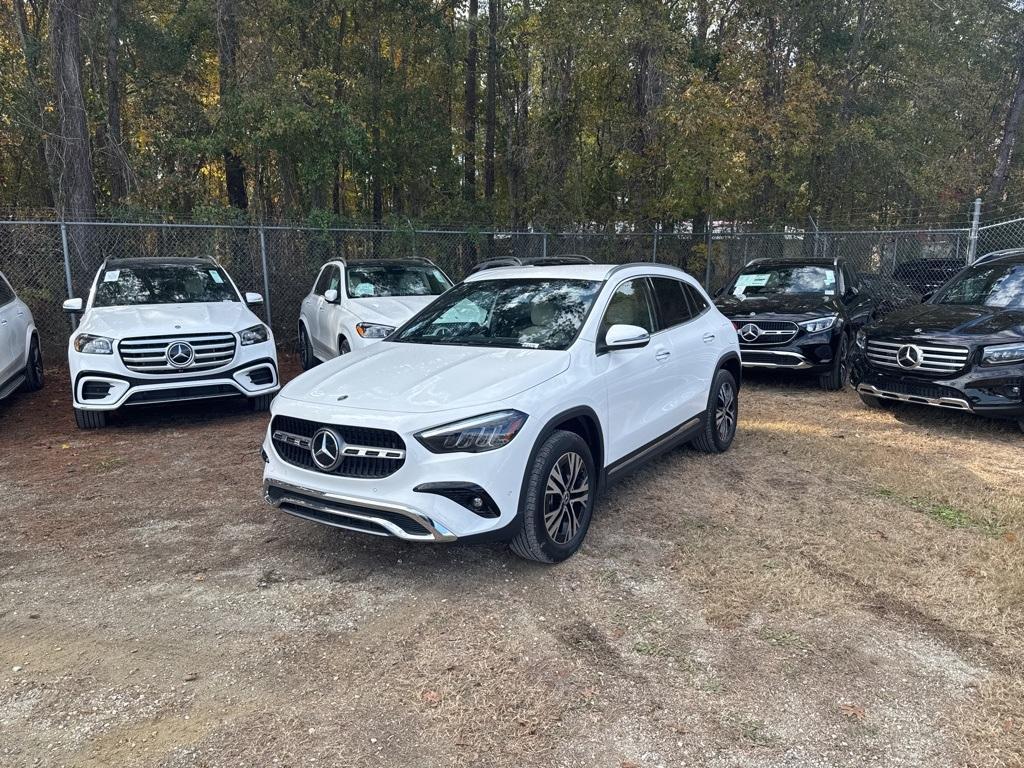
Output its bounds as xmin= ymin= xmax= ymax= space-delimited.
xmin=65 ymin=257 xmax=279 ymax=429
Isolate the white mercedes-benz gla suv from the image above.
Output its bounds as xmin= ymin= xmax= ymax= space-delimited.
xmin=263 ymin=263 xmax=741 ymax=562
xmin=297 ymin=258 xmax=452 ymax=368
xmin=65 ymin=257 xmax=279 ymax=429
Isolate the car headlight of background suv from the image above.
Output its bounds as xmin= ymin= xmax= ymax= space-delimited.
xmin=73 ymin=334 xmax=114 ymax=354
xmin=981 ymin=341 xmax=1024 ymax=366
xmin=239 ymin=324 xmax=270 ymax=346
xmin=416 ymin=410 xmax=528 ymax=453
xmin=798 ymin=315 xmax=838 ymax=334
xmin=356 ymin=322 xmax=395 ymax=339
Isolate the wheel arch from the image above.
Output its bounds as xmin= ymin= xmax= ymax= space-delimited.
xmin=717 ymin=351 xmax=742 ymax=391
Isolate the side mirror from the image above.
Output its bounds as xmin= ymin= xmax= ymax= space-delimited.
xmin=604 ymin=324 xmax=651 ymax=351
xmin=245 ymin=292 xmax=264 ymax=306
xmin=324 ymin=289 xmax=339 ymax=304
xmin=63 ymin=298 xmax=84 ymax=313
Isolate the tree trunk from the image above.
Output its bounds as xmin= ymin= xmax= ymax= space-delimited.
xmin=484 ymin=0 xmax=499 ymax=207
xmin=503 ymin=0 xmax=530 ymax=229
xmin=463 ymin=0 xmax=479 ymax=205
xmin=216 ymin=0 xmax=248 ymax=209
xmin=105 ymin=0 xmax=131 ymax=204
xmin=988 ymin=53 xmax=1024 ymax=203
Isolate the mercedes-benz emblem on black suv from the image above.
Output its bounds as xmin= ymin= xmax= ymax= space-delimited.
xmin=896 ymin=344 xmax=923 ymax=369
xmin=310 ymin=428 xmax=345 ymax=471
xmin=738 ymin=323 xmax=762 ymax=342
xmin=166 ymin=341 xmax=195 ymax=369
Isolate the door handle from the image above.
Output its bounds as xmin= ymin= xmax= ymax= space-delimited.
xmin=655 ymin=349 xmax=671 ymax=362
xmin=0 ymin=318 xmax=7 ymax=325
xmin=703 ymin=333 xmax=716 ymax=343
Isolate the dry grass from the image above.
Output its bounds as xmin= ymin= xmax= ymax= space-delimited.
xmin=0 ymin=364 xmax=1021 ymax=767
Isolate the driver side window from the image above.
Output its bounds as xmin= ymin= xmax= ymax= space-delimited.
xmin=313 ymin=266 xmax=333 ymax=296
xmin=600 ymin=279 xmax=655 ymax=342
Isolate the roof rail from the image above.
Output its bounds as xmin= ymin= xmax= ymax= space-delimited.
xmin=974 ymin=248 xmax=1024 ymax=265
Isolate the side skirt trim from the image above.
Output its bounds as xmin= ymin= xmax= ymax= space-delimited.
xmin=605 ymin=416 xmax=702 ymax=482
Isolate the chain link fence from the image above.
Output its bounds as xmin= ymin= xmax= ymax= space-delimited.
xmin=2 ymin=218 xmax=1021 ymax=364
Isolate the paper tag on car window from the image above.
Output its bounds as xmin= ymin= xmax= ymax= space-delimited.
xmin=209 ymin=270 xmax=224 ymax=284
xmin=733 ymin=273 xmax=769 ymax=295
xmin=103 ymin=270 xmax=120 ymax=282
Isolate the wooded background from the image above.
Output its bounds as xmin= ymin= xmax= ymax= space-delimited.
xmin=2 ymin=0 xmax=1024 ymax=232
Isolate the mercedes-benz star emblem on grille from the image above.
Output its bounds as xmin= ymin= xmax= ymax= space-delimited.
xmin=738 ymin=323 xmax=762 ymax=342
xmin=310 ymin=428 xmax=345 ymax=471
xmin=166 ymin=341 xmax=195 ymax=369
xmin=896 ymin=344 xmax=923 ymax=369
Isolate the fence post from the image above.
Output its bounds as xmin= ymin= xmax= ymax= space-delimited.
xmin=703 ymin=224 xmax=713 ymax=289
xmin=258 ymin=225 xmax=273 ymax=328
xmin=967 ymin=197 xmax=982 ymax=264
xmin=652 ymin=230 xmax=659 ymax=263
xmin=59 ymin=222 xmax=76 ymax=330
xmin=542 ymin=232 xmax=548 ymax=259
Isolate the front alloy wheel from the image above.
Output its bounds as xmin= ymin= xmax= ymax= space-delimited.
xmin=544 ymin=451 xmax=591 ymax=545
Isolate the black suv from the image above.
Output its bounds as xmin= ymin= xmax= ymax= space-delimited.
xmin=851 ymin=250 xmax=1024 ymax=431
xmin=715 ymin=258 xmax=879 ymax=389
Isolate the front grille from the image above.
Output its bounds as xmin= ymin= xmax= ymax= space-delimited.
xmin=733 ymin=319 xmax=798 ymax=346
xmin=865 ymin=339 xmax=969 ymax=375
xmin=270 ymin=415 xmax=406 ymax=479
xmin=119 ymin=333 xmax=237 ymax=374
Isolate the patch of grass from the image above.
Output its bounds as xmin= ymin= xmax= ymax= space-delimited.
xmin=877 ymin=488 xmax=1003 ymax=537
xmin=757 ymin=627 xmax=810 ymax=650
xmin=94 ymin=456 xmax=127 ymax=473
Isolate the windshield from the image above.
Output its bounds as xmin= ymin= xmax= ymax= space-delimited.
xmin=346 ymin=264 xmax=452 ymax=298
xmin=933 ymin=263 xmax=1024 ymax=308
xmin=391 ymin=278 xmax=602 ymax=350
xmin=729 ymin=265 xmax=837 ymax=298
xmin=93 ymin=264 xmax=239 ymax=307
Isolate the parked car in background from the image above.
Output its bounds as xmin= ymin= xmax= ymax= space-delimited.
xmin=714 ymin=258 xmax=879 ymax=389
xmin=298 ymin=258 xmax=452 ymax=369
xmin=892 ymin=257 xmax=965 ymax=297
xmin=264 ymin=263 xmax=741 ymax=563
xmin=0 ymin=270 xmax=43 ymax=402
xmin=852 ymin=249 xmax=1024 ymax=432
xmin=860 ymin=274 xmax=922 ymax=315
xmin=468 ymin=254 xmax=595 ymax=274
xmin=65 ymin=257 xmax=279 ymax=429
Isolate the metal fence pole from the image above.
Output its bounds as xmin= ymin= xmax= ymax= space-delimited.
xmin=967 ymin=197 xmax=982 ymax=264
xmin=652 ymin=230 xmax=659 ymax=263
xmin=542 ymin=232 xmax=548 ymax=259
xmin=258 ymin=225 xmax=273 ymax=327
xmin=59 ymin=222 xmax=77 ymax=330
xmin=703 ymin=226 xmax=713 ymax=289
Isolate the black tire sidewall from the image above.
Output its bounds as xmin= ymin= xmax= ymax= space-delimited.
xmin=520 ymin=431 xmax=596 ymax=562
xmin=710 ymin=369 xmax=738 ymax=451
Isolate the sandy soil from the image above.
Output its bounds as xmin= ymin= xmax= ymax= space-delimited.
xmin=1 ymin=360 xmax=1021 ymax=768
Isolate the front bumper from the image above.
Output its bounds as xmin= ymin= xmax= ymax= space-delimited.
xmin=738 ymin=333 xmax=838 ymax=373
xmin=71 ymin=347 xmax=280 ymax=411
xmin=261 ymin=406 xmax=535 ymax=541
xmin=851 ymin=355 xmax=1024 ymax=419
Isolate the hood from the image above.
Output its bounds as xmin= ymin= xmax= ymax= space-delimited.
xmin=715 ymin=293 xmax=841 ymax=319
xmin=348 ymin=295 xmax=437 ymax=325
xmin=868 ymin=302 xmax=1024 ymax=344
xmin=80 ymin=302 xmax=260 ymax=338
xmin=279 ymin=341 xmax=570 ymax=413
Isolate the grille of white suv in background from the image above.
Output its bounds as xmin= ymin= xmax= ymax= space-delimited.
xmin=865 ymin=339 xmax=970 ymax=375
xmin=119 ymin=333 xmax=237 ymax=374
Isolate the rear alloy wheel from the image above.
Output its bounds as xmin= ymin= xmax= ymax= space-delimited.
xmin=692 ymin=369 xmax=738 ymax=454
xmin=299 ymin=326 xmax=316 ymax=370
xmin=338 ymin=337 xmax=351 ymax=356
xmin=510 ymin=430 xmax=596 ymax=563
xmin=21 ymin=336 xmax=43 ymax=392
xmin=819 ymin=334 xmax=850 ymax=391
xmin=74 ymin=408 xmax=107 ymax=430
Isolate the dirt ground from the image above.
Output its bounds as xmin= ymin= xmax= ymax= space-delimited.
xmin=1 ymin=357 xmax=1022 ymax=768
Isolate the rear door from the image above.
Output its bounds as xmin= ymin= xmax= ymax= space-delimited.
xmin=680 ymin=281 xmax=722 ymax=411
xmin=0 ymin=274 xmax=18 ymax=385
xmin=599 ymin=278 xmax=680 ymax=463
xmin=649 ymin=276 xmax=709 ymax=421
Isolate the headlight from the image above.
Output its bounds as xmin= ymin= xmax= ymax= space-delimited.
xmin=239 ymin=324 xmax=269 ymax=346
xmin=798 ymin=315 xmax=838 ymax=334
xmin=982 ymin=342 xmax=1024 ymax=366
xmin=855 ymin=329 xmax=867 ymax=349
xmin=356 ymin=322 xmax=395 ymax=339
xmin=416 ymin=410 xmax=528 ymax=454
xmin=73 ymin=334 xmax=114 ymax=355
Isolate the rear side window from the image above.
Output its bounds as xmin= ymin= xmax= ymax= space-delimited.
xmin=0 ymin=274 xmax=14 ymax=306
xmin=683 ymin=282 xmax=710 ymax=315
xmin=650 ymin=277 xmax=693 ymax=329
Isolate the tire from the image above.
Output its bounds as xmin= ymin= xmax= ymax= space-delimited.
xmin=1017 ymin=419 xmax=1024 ymax=435
xmin=299 ymin=326 xmax=316 ymax=371
xmin=692 ymin=368 xmax=739 ymax=454
xmin=338 ymin=337 xmax=351 ymax=356
xmin=819 ymin=334 xmax=850 ymax=391
xmin=250 ymin=394 xmax=273 ymax=412
xmin=21 ymin=336 xmax=43 ymax=392
xmin=510 ymin=430 xmax=596 ymax=564
xmin=74 ymin=408 xmax=107 ymax=430
xmin=858 ymin=391 xmax=892 ymax=410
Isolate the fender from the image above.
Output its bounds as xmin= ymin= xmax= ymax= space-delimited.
xmin=717 ymin=350 xmax=742 ymax=389
xmin=17 ymin=322 xmax=38 ymax=370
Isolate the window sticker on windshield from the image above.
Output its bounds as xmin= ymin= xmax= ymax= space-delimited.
xmin=209 ymin=270 xmax=224 ymax=284
xmin=733 ymin=273 xmax=769 ymax=296
xmin=103 ymin=270 xmax=120 ymax=282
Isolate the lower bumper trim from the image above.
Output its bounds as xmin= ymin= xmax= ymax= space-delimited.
xmin=856 ymin=383 xmax=973 ymax=411
xmin=741 ymin=350 xmax=814 ymax=370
